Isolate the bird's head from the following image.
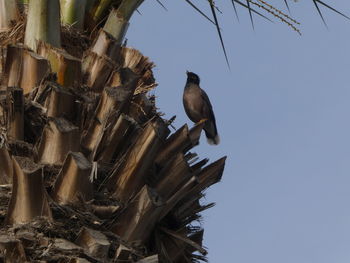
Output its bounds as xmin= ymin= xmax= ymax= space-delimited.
xmin=186 ymin=71 xmax=200 ymax=85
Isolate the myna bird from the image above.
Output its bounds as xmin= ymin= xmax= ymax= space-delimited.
xmin=183 ymin=71 xmax=220 ymax=145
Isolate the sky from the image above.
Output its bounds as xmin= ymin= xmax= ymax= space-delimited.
xmin=127 ymin=1 xmax=350 ymax=262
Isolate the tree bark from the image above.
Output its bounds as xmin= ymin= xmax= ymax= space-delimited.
xmin=24 ymin=0 xmax=61 ymax=51
xmin=60 ymin=0 xmax=87 ymax=30
xmin=94 ymin=113 xmax=137 ymax=163
xmin=38 ymin=43 xmax=81 ymax=88
xmin=155 ymin=153 xmax=192 ymax=200
xmin=82 ymin=70 xmax=138 ymax=154
xmin=111 ymin=185 xmax=164 ymax=243
xmin=82 ymin=51 xmax=116 ymax=92
xmin=52 ymin=152 xmax=93 ymax=204
xmin=43 ymin=83 xmax=75 ymax=119
xmin=108 ymin=117 xmax=170 ymax=202
xmin=36 ymin=118 xmax=80 ymax=165
xmin=5 ymin=157 xmax=52 ymax=225
xmin=6 ymin=87 xmax=24 ymax=140
xmin=20 ymin=50 xmax=50 ymax=94
xmin=91 ymin=29 xmax=121 ymax=62
xmin=185 ymin=157 xmax=226 ymax=198
xmin=0 ymin=0 xmax=19 ymax=32
xmin=2 ymin=45 xmax=24 ymax=88
xmin=156 ymin=122 xmax=204 ymax=167
xmin=75 ymin=227 xmax=110 ymax=259
xmin=0 ymin=138 xmax=12 ymax=184
xmin=103 ymin=9 xmax=129 ymax=45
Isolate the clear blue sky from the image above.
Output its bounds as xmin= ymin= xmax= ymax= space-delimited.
xmin=128 ymin=1 xmax=350 ymax=262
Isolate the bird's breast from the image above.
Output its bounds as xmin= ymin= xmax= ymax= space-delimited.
xmin=183 ymin=87 xmax=204 ymax=122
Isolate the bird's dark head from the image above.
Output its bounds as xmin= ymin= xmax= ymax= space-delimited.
xmin=186 ymin=71 xmax=200 ymax=85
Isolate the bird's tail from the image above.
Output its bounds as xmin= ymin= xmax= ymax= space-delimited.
xmin=204 ymin=121 xmax=220 ymax=145
xmin=207 ymin=134 xmax=220 ymax=145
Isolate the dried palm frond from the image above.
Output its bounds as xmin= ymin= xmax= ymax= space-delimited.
xmin=249 ymin=0 xmax=301 ymax=35
xmin=120 ymin=47 xmax=157 ymax=94
xmin=0 ymin=18 xmax=25 ymax=47
xmin=180 ymin=0 xmax=350 ymax=65
xmin=61 ymin=24 xmax=91 ymax=58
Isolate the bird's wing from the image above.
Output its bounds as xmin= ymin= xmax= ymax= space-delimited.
xmin=199 ymin=88 xmax=215 ymax=118
xmin=200 ymin=87 xmax=219 ymax=144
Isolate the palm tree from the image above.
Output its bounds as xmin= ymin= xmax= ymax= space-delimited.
xmin=0 ymin=0 xmax=347 ymax=262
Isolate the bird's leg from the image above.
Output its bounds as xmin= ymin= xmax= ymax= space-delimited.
xmin=196 ymin=118 xmax=208 ymax=125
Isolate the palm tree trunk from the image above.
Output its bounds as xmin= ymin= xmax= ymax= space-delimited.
xmin=60 ymin=0 xmax=87 ymax=29
xmin=0 ymin=1 xmax=227 ymax=262
xmin=6 ymin=87 xmax=24 ymax=140
xmin=5 ymin=157 xmax=52 ymax=225
xmin=0 ymin=0 xmax=19 ymax=32
xmin=24 ymin=0 xmax=61 ymax=51
xmin=104 ymin=0 xmax=144 ymax=44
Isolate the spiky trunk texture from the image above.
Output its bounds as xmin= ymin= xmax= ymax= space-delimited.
xmin=0 ymin=1 xmax=226 ymax=262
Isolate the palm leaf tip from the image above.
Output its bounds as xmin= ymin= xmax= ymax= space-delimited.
xmin=184 ymin=0 xmax=216 ymax=26
xmin=284 ymin=0 xmax=291 ymax=14
xmin=231 ymin=0 xmax=240 ymax=22
xmin=155 ymin=0 xmax=168 ymax=11
xmin=233 ymin=0 xmax=274 ymax=23
xmin=208 ymin=0 xmax=230 ymax=68
xmin=312 ymin=0 xmax=328 ymax=28
xmin=246 ymin=0 xmax=255 ymax=30
xmin=315 ymin=0 xmax=350 ymax=20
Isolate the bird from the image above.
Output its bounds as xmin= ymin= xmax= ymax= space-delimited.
xmin=183 ymin=71 xmax=220 ymax=145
